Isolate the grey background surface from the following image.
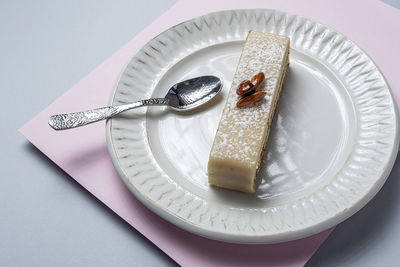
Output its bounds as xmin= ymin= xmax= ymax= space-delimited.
xmin=1 ymin=1 xmax=399 ymax=266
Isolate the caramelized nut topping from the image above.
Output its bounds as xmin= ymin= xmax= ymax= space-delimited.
xmin=251 ymin=72 xmax=265 ymax=89
xmin=236 ymin=72 xmax=266 ymax=107
xmin=236 ymin=91 xmax=266 ymax=108
xmin=236 ymin=80 xmax=255 ymax=96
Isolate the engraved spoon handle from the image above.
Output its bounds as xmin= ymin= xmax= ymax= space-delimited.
xmin=48 ymin=98 xmax=169 ymax=130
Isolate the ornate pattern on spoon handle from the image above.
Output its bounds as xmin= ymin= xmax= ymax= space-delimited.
xmin=49 ymin=98 xmax=169 ymax=130
xmin=49 ymin=106 xmax=123 ymax=130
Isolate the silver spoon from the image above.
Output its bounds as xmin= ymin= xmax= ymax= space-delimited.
xmin=48 ymin=75 xmax=222 ymax=130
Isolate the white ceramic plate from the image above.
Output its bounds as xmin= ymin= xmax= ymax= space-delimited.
xmin=106 ymin=9 xmax=399 ymax=244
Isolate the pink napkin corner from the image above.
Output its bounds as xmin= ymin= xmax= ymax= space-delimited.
xmin=19 ymin=0 xmax=399 ymax=266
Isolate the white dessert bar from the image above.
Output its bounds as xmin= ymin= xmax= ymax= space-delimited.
xmin=208 ymin=31 xmax=290 ymax=193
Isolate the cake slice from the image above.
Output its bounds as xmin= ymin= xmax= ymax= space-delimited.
xmin=208 ymin=31 xmax=290 ymax=193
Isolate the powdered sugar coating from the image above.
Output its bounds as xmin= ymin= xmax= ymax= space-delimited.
xmin=209 ymin=31 xmax=289 ymax=169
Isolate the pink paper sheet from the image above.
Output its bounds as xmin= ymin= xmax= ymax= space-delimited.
xmin=20 ymin=0 xmax=399 ymax=266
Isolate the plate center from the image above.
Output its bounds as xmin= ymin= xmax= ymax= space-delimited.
xmin=146 ymin=42 xmax=355 ymax=208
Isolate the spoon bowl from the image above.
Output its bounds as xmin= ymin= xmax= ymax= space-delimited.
xmin=165 ymin=76 xmax=222 ymax=111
